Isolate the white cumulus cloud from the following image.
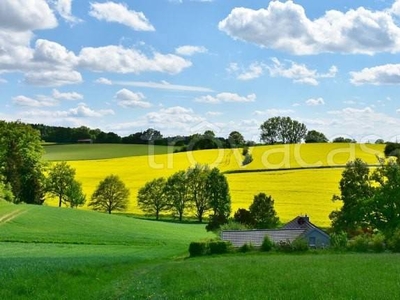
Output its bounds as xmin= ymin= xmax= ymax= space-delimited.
xmin=89 ymin=1 xmax=155 ymax=31
xmin=175 ymin=45 xmax=208 ymax=56
xmin=115 ymin=88 xmax=152 ymax=108
xmin=350 ymin=64 xmax=400 ymax=85
xmin=306 ymin=97 xmax=325 ymax=106
xmin=52 ymin=89 xmax=83 ymax=100
xmin=195 ymin=92 xmax=256 ymax=104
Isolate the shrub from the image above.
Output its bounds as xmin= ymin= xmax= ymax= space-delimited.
xmin=220 ymin=221 xmax=249 ymax=231
xmin=242 ymin=154 xmax=253 ymax=166
xmin=189 ymin=241 xmax=208 ymax=257
xmin=242 ymin=146 xmax=249 ymax=156
xmin=209 ymin=241 xmax=231 ymax=255
xmin=291 ymin=238 xmax=309 ymax=252
xmin=330 ymin=231 xmax=348 ymax=250
xmin=239 ymin=242 xmax=254 ymax=253
xmin=370 ymin=233 xmax=386 ymax=253
xmin=260 ymin=235 xmax=273 ymax=252
xmin=388 ymin=229 xmax=400 ymax=253
xmin=348 ymin=235 xmax=369 ymax=252
xmin=275 ymin=240 xmax=293 ymax=253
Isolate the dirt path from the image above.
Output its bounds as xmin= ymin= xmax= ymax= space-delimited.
xmin=0 ymin=209 xmax=26 ymax=225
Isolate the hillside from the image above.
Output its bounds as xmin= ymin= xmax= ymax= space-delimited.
xmin=43 ymin=143 xmax=385 ymax=226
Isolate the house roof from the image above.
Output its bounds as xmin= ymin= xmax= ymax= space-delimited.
xmin=221 ymin=216 xmax=330 ymax=247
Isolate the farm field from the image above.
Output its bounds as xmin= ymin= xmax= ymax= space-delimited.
xmin=2 ymin=201 xmax=400 ymax=299
xmin=43 ymin=143 xmax=385 ymax=226
xmin=42 ymin=143 xmax=177 ymax=161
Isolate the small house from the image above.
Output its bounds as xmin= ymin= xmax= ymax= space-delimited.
xmin=221 ymin=215 xmax=330 ymax=248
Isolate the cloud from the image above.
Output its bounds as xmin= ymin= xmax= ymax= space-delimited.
xmin=267 ymin=58 xmax=337 ymax=85
xmin=0 ymin=0 xmax=57 ymax=31
xmin=33 ymin=39 xmax=78 ymax=67
xmin=175 ymin=45 xmax=208 ymax=56
xmin=206 ymin=111 xmax=223 ymax=116
xmin=237 ymin=62 xmax=264 ymax=81
xmin=89 ymin=1 xmax=155 ymax=31
xmin=350 ymin=64 xmax=400 ymax=85
xmin=219 ymin=1 xmax=400 ymax=55
xmin=24 ymin=70 xmax=83 ymax=86
xmin=95 ymin=77 xmax=113 ymax=85
xmin=195 ymin=92 xmax=256 ymax=103
xmin=306 ymin=97 xmax=325 ymax=106
xmin=113 ymin=80 xmax=213 ymax=92
xmin=55 ymin=0 xmax=82 ymax=24
xmin=115 ymin=89 xmax=152 ymax=108
xmin=78 ymin=45 xmax=191 ymax=74
xmin=52 ymin=89 xmax=83 ymax=100
xmin=12 ymin=95 xmax=58 ymax=107
xmin=253 ymin=109 xmax=295 ymax=116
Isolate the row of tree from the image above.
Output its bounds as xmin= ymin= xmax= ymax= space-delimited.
xmin=137 ymin=165 xmax=231 ymax=230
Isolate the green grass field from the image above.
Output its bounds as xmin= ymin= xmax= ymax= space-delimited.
xmin=2 ymin=200 xmax=400 ymax=299
xmin=43 ymin=143 xmax=177 ymax=161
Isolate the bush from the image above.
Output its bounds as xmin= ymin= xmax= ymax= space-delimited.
xmin=239 ymin=242 xmax=254 ymax=253
xmin=242 ymin=154 xmax=253 ymax=166
xmin=370 ymin=233 xmax=386 ymax=253
xmin=388 ymin=229 xmax=400 ymax=253
xmin=348 ymin=235 xmax=369 ymax=252
xmin=291 ymin=238 xmax=309 ymax=252
xmin=209 ymin=241 xmax=231 ymax=255
xmin=330 ymin=231 xmax=348 ymax=250
xmin=260 ymin=235 xmax=273 ymax=252
xmin=275 ymin=240 xmax=293 ymax=253
xmin=220 ymin=221 xmax=249 ymax=231
xmin=189 ymin=241 xmax=208 ymax=257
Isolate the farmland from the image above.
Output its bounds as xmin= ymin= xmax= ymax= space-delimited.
xmin=43 ymin=143 xmax=385 ymax=226
xmin=2 ymin=200 xmax=400 ymax=299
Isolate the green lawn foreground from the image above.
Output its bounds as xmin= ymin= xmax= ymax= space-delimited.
xmin=0 ymin=201 xmax=212 ymax=299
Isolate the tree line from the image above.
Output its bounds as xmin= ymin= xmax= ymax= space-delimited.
xmin=137 ymin=165 xmax=231 ymax=231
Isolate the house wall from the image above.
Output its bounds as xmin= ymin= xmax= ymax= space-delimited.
xmin=303 ymin=229 xmax=330 ymax=248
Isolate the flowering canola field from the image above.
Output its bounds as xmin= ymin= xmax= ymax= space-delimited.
xmin=45 ymin=143 xmax=384 ymax=227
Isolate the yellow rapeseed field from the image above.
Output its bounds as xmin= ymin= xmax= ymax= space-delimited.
xmin=45 ymin=143 xmax=385 ymax=227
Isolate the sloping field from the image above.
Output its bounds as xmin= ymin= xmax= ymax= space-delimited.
xmin=44 ymin=143 xmax=385 ymax=226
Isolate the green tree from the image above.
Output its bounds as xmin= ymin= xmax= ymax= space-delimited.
xmin=0 ymin=180 xmax=14 ymax=202
xmin=304 ymin=130 xmax=329 ymax=143
xmin=205 ymin=168 xmax=231 ymax=231
xmin=89 ymin=175 xmax=130 ymax=214
xmin=46 ymin=162 xmax=76 ymax=207
xmin=165 ymin=171 xmax=190 ymax=222
xmin=260 ymin=116 xmax=307 ymax=144
xmin=64 ymin=180 xmax=86 ymax=208
xmin=329 ymin=159 xmax=374 ymax=233
xmin=234 ymin=208 xmax=254 ymax=227
xmin=186 ymin=164 xmax=210 ymax=222
xmin=0 ymin=121 xmax=45 ymax=204
xmin=369 ymin=160 xmax=400 ymax=235
xmin=249 ymin=193 xmax=279 ymax=229
xmin=137 ymin=177 xmax=168 ymax=220
xmin=228 ymin=131 xmax=245 ymax=148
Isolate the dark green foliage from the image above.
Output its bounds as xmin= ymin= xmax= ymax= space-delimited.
xmin=46 ymin=161 xmax=77 ymax=207
xmin=238 ymin=242 xmax=254 ymax=253
xmin=330 ymin=231 xmax=348 ymax=250
xmin=233 ymin=208 xmax=254 ymax=227
xmin=275 ymin=240 xmax=293 ymax=253
xmin=0 ymin=180 xmax=14 ymax=202
xmin=137 ymin=177 xmax=168 ymax=220
xmin=164 ymin=171 xmax=189 ymax=222
xmin=332 ymin=137 xmax=356 ymax=143
xmin=291 ymin=238 xmax=309 ymax=252
xmin=242 ymin=146 xmax=249 ymax=156
xmin=89 ymin=175 xmax=130 ymax=214
xmin=228 ymin=131 xmax=245 ymax=148
xmin=220 ymin=221 xmax=249 ymax=231
xmin=260 ymin=235 xmax=273 ymax=252
xmin=304 ymin=130 xmax=329 ymax=143
xmin=348 ymin=235 xmax=370 ymax=252
xmin=209 ymin=241 xmax=231 ymax=255
xmin=206 ymin=214 xmax=229 ymax=232
xmin=384 ymin=143 xmax=400 ymax=158
xmin=186 ymin=164 xmax=210 ymax=223
xmin=189 ymin=241 xmax=208 ymax=257
xmin=242 ymin=153 xmax=253 ymax=166
xmin=260 ymin=116 xmax=307 ymax=144
xmin=0 ymin=121 xmax=45 ymax=204
xmin=370 ymin=234 xmax=385 ymax=253
xmin=330 ymin=159 xmax=373 ymax=233
xmin=249 ymin=193 xmax=279 ymax=229
xmin=388 ymin=229 xmax=400 ymax=253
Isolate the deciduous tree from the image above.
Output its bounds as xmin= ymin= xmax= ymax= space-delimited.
xmin=0 ymin=121 xmax=45 ymax=204
xmin=89 ymin=175 xmax=130 ymax=214
xmin=260 ymin=116 xmax=307 ymax=144
xmin=46 ymin=162 xmax=76 ymax=207
xmin=137 ymin=177 xmax=168 ymax=220
xmin=186 ymin=164 xmax=210 ymax=222
xmin=249 ymin=193 xmax=279 ymax=229
xmin=165 ymin=171 xmax=190 ymax=222
xmin=304 ymin=130 xmax=329 ymax=143
xmin=228 ymin=131 xmax=245 ymax=148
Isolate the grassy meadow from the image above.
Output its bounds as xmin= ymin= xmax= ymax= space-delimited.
xmin=42 ymin=143 xmax=385 ymax=226
xmin=2 ymin=200 xmax=400 ymax=299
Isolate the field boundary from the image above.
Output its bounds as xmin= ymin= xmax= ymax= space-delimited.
xmin=0 ymin=209 xmax=27 ymax=226
xmin=223 ymin=164 xmax=381 ymax=175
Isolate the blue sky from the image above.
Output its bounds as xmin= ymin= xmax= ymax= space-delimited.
xmin=2 ymin=0 xmax=400 ymax=142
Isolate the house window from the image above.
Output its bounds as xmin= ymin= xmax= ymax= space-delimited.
xmin=309 ymin=236 xmax=316 ymax=248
